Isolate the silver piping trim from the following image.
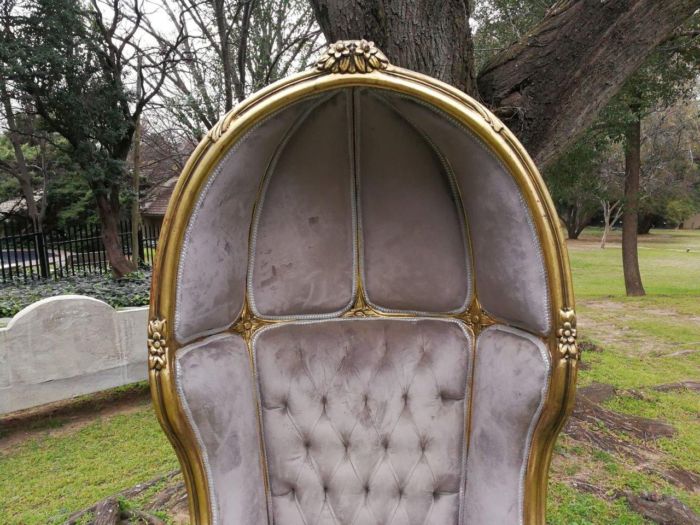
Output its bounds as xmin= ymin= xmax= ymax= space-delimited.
xmin=176 ymin=333 xmax=237 ymax=525
xmin=476 ymin=325 xmax=551 ymax=525
xmin=383 ymin=93 xmax=552 ymax=335
xmin=175 ymin=97 xmax=322 ymax=344
xmin=246 ymin=90 xmax=359 ymax=321
xmin=355 ymin=90 xmax=473 ymax=317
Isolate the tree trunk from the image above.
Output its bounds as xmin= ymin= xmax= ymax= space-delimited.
xmin=309 ymin=0 xmax=477 ymax=95
xmin=93 ymin=497 xmax=120 ymax=525
xmin=131 ymin=120 xmax=141 ymax=269
xmin=311 ymin=0 xmax=697 ymax=169
xmin=213 ymin=0 xmax=235 ymax=111
xmin=477 ymin=0 xmax=699 ymax=167
xmin=622 ymin=116 xmax=645 ymax=296
xmin=637 ymin=213 xmax=655 ymax=235
xmin=601 ymin=201 xmax=611 ymax=249
xmin=564 ymin=206 xmax=580 ymax=240
xmin=0 ymin=75 xmax=40 ymax=230
xmin=131 ymin=57 xmax=143 ymax=268
xmin=601 ymin=225 xmax=610 ymax=249
xmin=563 ymin=202 xmax=593 ymax=240
xmin=95 ymin=186 xmax=136 ymax=278
xmin=600 ymin=200 xmax=623 ymax=249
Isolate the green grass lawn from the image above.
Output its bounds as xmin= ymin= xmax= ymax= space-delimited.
xmin=0 ymin=228 xmax=698 ymax=524
xmin=547 ymin=228 xmax=700 ymax=524
xmin=569 ymin=228 xmax=700 ymax=298
xmin=0 ymin=387 xmax=179 ymax=524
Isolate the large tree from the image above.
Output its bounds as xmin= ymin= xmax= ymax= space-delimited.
xmin=596 ymin=28 xmax=699 ymax=295
xmin=0 ymin=75 xmax=44 ymax=230
xmin=1 ymin=0 xmax=183 ymax=277
xmin=309 ymin=0 xmax=699 ymax=169
xmin=142 ymin=0 xmax=322 ymax=141
xmin=543 ymin=131 xmax=611 ymax=240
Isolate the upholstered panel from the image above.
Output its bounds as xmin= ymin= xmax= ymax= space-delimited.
xmin=250 ymin=91 xmax=355 ymax=318
xmin=464 ymin=326 xmax=550 ymax=524
xmin=176 ymin=334 xmax=268 ymax=525
xmin=376 ymin=93 xmax=550 ymax=334
xmin=356 ymin=91 xmax=471 ymax=314
xmin=254 ymin=318 xmax=473 ymax=525
xmin=175 ymin=97 xmax=319 ymax=343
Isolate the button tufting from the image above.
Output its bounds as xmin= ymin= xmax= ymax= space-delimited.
xmin=381 ymin=437 xmax=389 ymax=450
xmin=256 ymin=319 xmax=471 ymax=525
xmin=420 ymin=435 xmax=429 ymax=452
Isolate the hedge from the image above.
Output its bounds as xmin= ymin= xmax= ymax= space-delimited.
xmin=0 ymin=271 xmax=151 ymax=318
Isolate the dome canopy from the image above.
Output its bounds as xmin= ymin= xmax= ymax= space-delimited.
xmin=172 ymin=86 xmax=556 ymax=343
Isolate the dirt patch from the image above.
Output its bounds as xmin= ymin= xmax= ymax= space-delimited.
xmin=577 ymin=300 xmax=700 ymax=358
xmin=625 ymin=492 xmax=700 ymax=524
xmin=660 ymin=349 xmax=700 ymax=358
xmin=578 ymin=382 xmax=616 ymax=404
xmin=143 ymin=477 xmax=189 ymax=523
xmin=569 ymin=391 xmax=676 ymax=444
xmin=565 ymin=383 xmax=700 ymax=508
xmin=0 ymin=383 xmax=151 ymax=452
xmin=579 ymin=339 xmax=605 ymax=353
xmin=654 ymin=381 xmax=700 ymax=393
xmin=643 ymin=466 xmax=700 ymax=493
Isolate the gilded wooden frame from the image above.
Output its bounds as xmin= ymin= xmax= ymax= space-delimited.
xmin=148 ymin=41 xmax=577 ymax=525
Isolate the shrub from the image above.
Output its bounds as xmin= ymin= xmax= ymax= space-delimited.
xmin=0 ymin=271 xmax=151 ymax=318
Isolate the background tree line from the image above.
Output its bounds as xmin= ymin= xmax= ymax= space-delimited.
xmin=0 ymin=0 xmax=698 ymax=297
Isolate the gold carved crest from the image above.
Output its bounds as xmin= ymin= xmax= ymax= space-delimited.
xmin=317 ymin=40 xmax=389 ymax=74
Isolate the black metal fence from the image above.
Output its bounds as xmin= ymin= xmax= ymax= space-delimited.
xmin=0 ymin=220 xmax=160 ymax=283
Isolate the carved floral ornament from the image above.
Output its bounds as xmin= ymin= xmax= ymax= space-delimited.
xmin=233 ymin=307 xmax=272 ymax=341
xmin=317 ymin=40 xmax=390 ymax=74
xmin=557 ymin=308 xmax=578 ymax=360
xmin=148 ymin=318 xmax=168 ymax=371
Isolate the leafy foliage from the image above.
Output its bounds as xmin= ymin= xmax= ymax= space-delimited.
xmin=543 ymin=131 xmax=615 ymax=238
xmin=1 ymin=0 xmax=132 ymax=186
xmin=472 ymin=0 xmax=550 ymax=69
xmin=474 ymin=2 xmax=699 ymax=236
xmin=0 ymin=270 xmax=151 ymax=318
xmin=1 ymin=0 xmax=183 ymax=276
xmin=0 ymin=132 xmax=99 ymax=230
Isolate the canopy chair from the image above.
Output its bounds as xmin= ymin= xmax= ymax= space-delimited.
xmin=148 ymin=40 xmax=578 ymax=525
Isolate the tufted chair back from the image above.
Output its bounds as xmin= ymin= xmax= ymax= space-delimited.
xmin=148 ymin=41 xmax=578 ymax=525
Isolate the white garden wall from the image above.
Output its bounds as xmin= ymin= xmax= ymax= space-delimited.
xmin=0 ymin=295 xmax=148 ymax=415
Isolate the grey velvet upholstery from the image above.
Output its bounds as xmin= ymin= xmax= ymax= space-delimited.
xmin=172 ymin=85 xmax=557 ymax=525
xmin=175 ymin=97 xmax=322 ymax=343
xmin=373 ymin=92 xmax=550 ymax=334
xmin=465 ymin=326 xmax=550 ymax=524
xmin=176 ymin=334 xmax=268 ymax=524
xmin=254 ymin=319 xmax=473 ymax=525
xmin=250 ymin=92 xmax=356 ymax=318
xmin=357 ymin=91 xmax=471 ymax=313
xmin=176 ymin=87 xmax=548 ymax=333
